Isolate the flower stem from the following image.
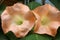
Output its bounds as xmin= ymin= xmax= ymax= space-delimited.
xmin=42 ymin=0 xmax=45 ymax=5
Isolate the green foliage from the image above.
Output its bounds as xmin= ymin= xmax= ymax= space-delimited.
xmin=0 ymin=4 xmax=6 ymax=15
xmin=20 ymin=34 xmax=53 ymax=40
xmin=6 ymin=31 xmax=18 ymax=40
xmin=0 ymin=27 xmax=8 ymax=40
xmin=28 ymin=1 xmax=41 ymax=10
xmin=6 ymin=31 xmax=53 ymax=40
xmin=50 ymin=0 xmax=60 ymax=10
xmin=54 ymin=28 xmax=60 ymax=40
xmin=0 ymin=1 xmax=60 ymax=40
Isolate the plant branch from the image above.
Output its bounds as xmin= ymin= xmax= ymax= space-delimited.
xmin=42 ymin=0 xmax=45 ymax=5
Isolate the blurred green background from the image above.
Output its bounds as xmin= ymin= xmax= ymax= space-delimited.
xmin=0 ymin=0 xmax=60 ymax=40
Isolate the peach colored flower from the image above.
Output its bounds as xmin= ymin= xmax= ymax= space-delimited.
xmin=32 ymin=4 xmax=60 ymax=37
xmin=1 ymin=3 xmax=36 ymax=38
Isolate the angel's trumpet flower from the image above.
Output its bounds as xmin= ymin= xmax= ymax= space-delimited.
xmin=1 ymin=3 xmax=36 ymax=38
xmin=32 ymin=4 xmax=60 ymax=37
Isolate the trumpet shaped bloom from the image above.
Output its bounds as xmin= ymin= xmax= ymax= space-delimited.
xmin=1 ymin=3 xmax=36 ymax=38
xmin=32 ymin=4 xmax=60 ymax=37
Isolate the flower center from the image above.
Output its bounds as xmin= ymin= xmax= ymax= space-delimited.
xmin=13 ymin=15 xmax=24 ymax=25
xmin=41 ymin=16 xmax=50 ymax=25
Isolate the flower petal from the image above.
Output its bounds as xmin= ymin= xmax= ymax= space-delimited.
xmin=1 ymin=10 xmax=12 ymax=33
xmin=1 ymin=3 xmax=36 ymax=38
xmin=6 ymin=3 xmax=30 ymax=16
xmin=33 ymin=4 xmax=60 ymax=37
xmin=33 ymin=4 xmax=49 ymax=17
xmin=48 ymin=21 xmax=60 ymax=36
xmin=48 ymin=11 xmax=60 ymax=21
xmin=56 ymin=12 xmax=60 ymax=21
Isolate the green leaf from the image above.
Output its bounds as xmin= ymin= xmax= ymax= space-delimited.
xmin=18 ymin=30 xmax=53 ymax=40
xmin=20 ymin=33 xmax=53 ymax=40
xmin=50 ymin=0 xmax=60 ymax=10
xmin=6 ymin=31 xmax=18 ymax=40
xmin=0 ymin=26 xmax=8 ymax=40
xmin=27 ymin=1 xmax=41 ymax=10
xmin=5 ymin=28 xmax=53 ymax=40
xmin=0 ymin=4 xmax=6 ymax=15
xmin=54 ymin=28 xmax=60 ymax=40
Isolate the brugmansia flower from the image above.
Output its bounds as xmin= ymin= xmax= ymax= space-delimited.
xmin=1 ymin=3 xmax=60 ymax=38
xmin=32 ymin=4 xmax=60 ymax=37
xmin=1 ymin=3 xmax=36 ymax=38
